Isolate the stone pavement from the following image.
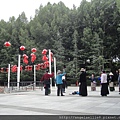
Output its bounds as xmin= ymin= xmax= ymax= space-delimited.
xmin=0 ymin=86 xmax=120 ymax=115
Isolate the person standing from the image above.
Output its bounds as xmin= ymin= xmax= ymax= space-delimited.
xmin=101 ymin=70 xmax=109 ymax=96
xmin=89 ymin=73 xmax=96 ymax=91
xmin=114 ymin=70 xmax=119 ymax=86
xmin=79 ymin=68 xmax=87 ymax=96
xmin=40 ymin=70 xmax=54 ymax=95
xmin=55 ymin=70 xmax=66 ymax=96
xmin=118 ymin=69 xmax=120 ymax=94
xmin=108 ymin=72 xmax=114 ymax=91
xmin=62 ymin=75 xmax=66 ymax=93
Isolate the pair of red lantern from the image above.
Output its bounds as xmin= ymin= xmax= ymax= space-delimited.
xmin=23 ymin=53 xmax=36 ymax=64
xmin=42 ymin=49 xmax=53 ymax=62
xmin=11 ymin=65 xmax=23 ymax=72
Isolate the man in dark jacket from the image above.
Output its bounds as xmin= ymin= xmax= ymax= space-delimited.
xmin=40 ymin=70 xmax=54 ymax=95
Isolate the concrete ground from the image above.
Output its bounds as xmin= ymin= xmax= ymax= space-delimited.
xmin=0 ymin=86 xmax=120 ymax=115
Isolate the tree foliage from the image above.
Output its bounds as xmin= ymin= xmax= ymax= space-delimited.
xmin=0 ymin=0 xmax=120 ymax=82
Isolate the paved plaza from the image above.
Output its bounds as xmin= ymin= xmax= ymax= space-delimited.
xmin=0 ymin=86 xmax=120 ymax=115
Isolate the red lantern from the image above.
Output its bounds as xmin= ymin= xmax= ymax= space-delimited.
xmin=36 ymin=64 xmax=41 ymax=70
xmin=23 ymin=54 xmax=28 ymax=64
xmin=44 ymin=61 xmax=49 ymax=67
xmin=42 ymin=49 xmax=47 ymax=55
xmin=31 ymin=53 xmax=36 ymax=63
xmin=28 ymin=65 xmax=32 ymax=71
xmin=4 ymin=42 xmax=11 ymax=47
xmin=42 ymin=55 xmax=48 ymax=61
xmin=20 ymin=46 xmax=25 ymax=51
xmin=40 ymin=63 xmax=44 ymax=69
xmin=11 ymin=65 xmax=17 ymax=72
xmin=31 ymin=48 xmax=37 ymax=53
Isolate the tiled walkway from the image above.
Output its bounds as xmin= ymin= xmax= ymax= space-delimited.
xmin=0 ymin=86 xmax=119 ymax=115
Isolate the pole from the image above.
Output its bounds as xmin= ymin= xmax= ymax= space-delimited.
xmin=49 ymin=49 xmax=52 ymax=89
xmin=34 ymin=65 xmax=36 ymax=89
xmin=17 ymin=54 xmax=21 ymax=90
xmin=8 ymin=64 xmax=10 ymax=88
xmin=54 ymin=57 xmax=56 ymax=87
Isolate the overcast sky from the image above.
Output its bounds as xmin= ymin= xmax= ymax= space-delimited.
xmin=0 ymin=0 xmax=91 ymax=22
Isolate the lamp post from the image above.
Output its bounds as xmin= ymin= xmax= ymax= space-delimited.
xmin=17 ymin=45 xmax=25 ymax=89
xmin=42 ymin=49 xmax=55 ymax=89
xmin=4 ymin=42 xmax=11 ymax=89
xmin=31 ymin=48 xmax=37 ymax=89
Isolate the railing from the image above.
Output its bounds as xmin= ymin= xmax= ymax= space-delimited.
xmin=4 ymin=81 xmax=43 ymax=93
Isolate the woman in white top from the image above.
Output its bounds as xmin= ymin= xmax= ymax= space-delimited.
xmin=101 ymin=70 xmax=109 ymax=96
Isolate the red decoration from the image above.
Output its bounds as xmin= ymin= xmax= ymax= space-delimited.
xmin=31 ymin=48 xmax=37 ymax=53
xmin=11 ymin=65 xmax=17 ymax=72
xmin=4 ymin=42 xmax=11 ymax=47
xmin=20 ymin=46 xmax=25 ymax=51
xmin=43 ymin=64 xmax=47 ymax=69
xmin=23 ymin=54 xmax=28 ymax=64
xmin=36 ymin=64 xmax=41 ymax=70
xmin=31 ymin=53 xmax=36 ymax=63
xmin=20 ymin=65 xmax=23 ymax=71
xmin=42 ymin=49 xmax=47 ymax=55
xmin=42 ymin=55 xmax=48 ymax=61
xmin=44 ymin=61 xmax=49 ymax=67
xmin=40 ymin=63 xmax=44 ymax=69
xmin=25 ymin=65 xmax=32 ymax=71
xmin=28 ymin=65 xmax=32 ymax=71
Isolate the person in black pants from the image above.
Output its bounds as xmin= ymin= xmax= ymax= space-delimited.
xmin=55 ymin=70 xmax=66 ymax=96
xmin=40 ymin=70 xmax=54 ymax=95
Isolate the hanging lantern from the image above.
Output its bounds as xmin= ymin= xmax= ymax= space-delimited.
xmin=31 ymin=53 xmax=36 ymax=63
xmin=23 ymin=54 xmax=29 ymax=64
xmin=44 ymin=61 xmax=49 ymax=67
xmin=31 ymin=48 xmax=37 ymax=53
xmin=36 ymin=64 xmax=41 ymax=71
xmin=42 ymin=49 xmax=47 ymax=55
xmin=43 ymin=64 xmax=47 ymax=69
xmin=20 ymin=46 xmax=25 ymax=51
xmin=28 ymin=65 xmax=32 ymax=71
xmin=40 ymin=63 xmax=44 ymax=69
xmin=11 ymin=65 xmax=17 ymax=72
xmin=23 ymin=54 xmax=28 ymax=58
xmin=42 ymin=55 xmax=48 ymax=61
xmin=4 ymin=42 xmax=11 ymax=47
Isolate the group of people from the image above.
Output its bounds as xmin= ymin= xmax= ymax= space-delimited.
xmin=79 ymin=68 xmax=120 ymax=96
xmin=40 ymin=68 xmax=120 ymax=96
xmin=40 ymin=69 xmax=67 ymax=96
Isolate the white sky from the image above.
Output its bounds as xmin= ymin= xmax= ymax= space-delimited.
xmin=0 ymin=0 xmax=91 ymax=22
